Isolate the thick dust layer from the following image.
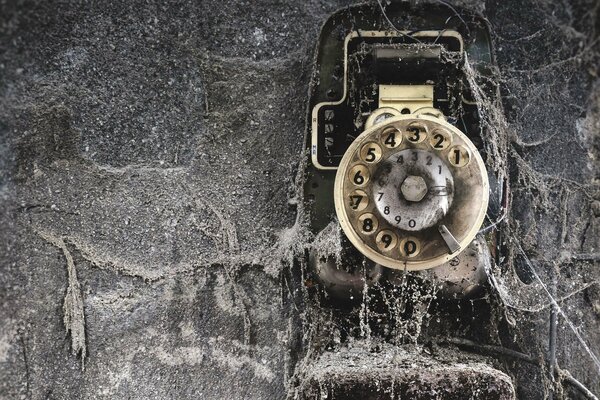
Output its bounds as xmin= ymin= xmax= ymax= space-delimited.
xmin=0 ymin=1 xmax=598 ymax=399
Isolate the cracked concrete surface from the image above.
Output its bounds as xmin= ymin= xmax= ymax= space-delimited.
xmin=0 ymin=0 xmax=599 ymax=399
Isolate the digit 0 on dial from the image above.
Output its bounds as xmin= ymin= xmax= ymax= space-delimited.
xmin=334 ymin=114 xmax=489 ymax=271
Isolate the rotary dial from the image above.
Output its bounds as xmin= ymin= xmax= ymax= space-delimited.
xmin=334 ymin=114 xmax=489 ymax=271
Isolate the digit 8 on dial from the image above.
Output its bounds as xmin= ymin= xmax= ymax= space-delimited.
xmin=334 ymin=114 xmax=489 ymax=271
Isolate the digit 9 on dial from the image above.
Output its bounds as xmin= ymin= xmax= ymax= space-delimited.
xmin=333 ymin=114 xmax=489 ymax=271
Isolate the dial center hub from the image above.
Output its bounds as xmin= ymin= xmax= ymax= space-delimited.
xmin=401 ymin=175 xmax=428 ymax=202
xmin=372 ymin=149 xmax=454 ymax=231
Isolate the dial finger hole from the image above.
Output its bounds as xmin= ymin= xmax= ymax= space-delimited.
xmin=347 ymin=189 xmax=368 ymax=212
xmin=405 ymin=122 xmax=428 ymax=144
xmin=348 ymin=164 xmax=370 ymax=186
xmin=429 ymin=128 xmax=452 ymax=150
xmin=360 ymin=142 xmax=382 ymax=163
xmin=358 ymin=213 xmax=378 ymax=235
xmin=380 ymin=127 xmax=402 ymax=149
xmin=399 ymin=237 xmax=421 ymax=257
xmin=448 ymin=145 xmax=470 ymax=167
xmin=376 ymin=230 xmax=397 ymax=252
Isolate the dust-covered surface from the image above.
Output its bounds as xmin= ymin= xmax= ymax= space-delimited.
xmin=0 ymin=0 xmax=598 ymax=399
xmin=295 ymin=344 xmax=516 ymax=399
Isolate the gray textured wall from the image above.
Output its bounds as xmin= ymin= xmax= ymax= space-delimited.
xmin=0 ymin=0 xmax=598 ymax=399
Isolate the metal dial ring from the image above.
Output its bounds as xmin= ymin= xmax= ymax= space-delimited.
xmin=334 ymin=114 xmax=489 ymax=271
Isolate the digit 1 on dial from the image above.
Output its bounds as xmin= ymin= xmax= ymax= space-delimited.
xmin=448 ymin=145 xmax=470 ymax=167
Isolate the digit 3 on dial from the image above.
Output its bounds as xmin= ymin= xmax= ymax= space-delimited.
xmin=334 ymin=114 xmax=489 ymax=271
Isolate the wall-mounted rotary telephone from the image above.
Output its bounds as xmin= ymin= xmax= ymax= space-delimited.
xmin=303 ymin=2 xmax=506 ymax=302
xmin=292 ymin=4 xmax=516 ymax=398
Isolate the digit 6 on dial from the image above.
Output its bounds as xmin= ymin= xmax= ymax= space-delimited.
xmin=334 ymin=114 xmax=489 ymax=271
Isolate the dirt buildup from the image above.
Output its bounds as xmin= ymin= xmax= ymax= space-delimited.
xmin=0 ymin=1 xmax=598 ymax=399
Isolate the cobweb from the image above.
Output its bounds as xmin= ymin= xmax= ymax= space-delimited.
xmin=288 ymin=1 xmax=600 ymax=398
xmin=459 ymin=0 xmax=600 ymax=393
